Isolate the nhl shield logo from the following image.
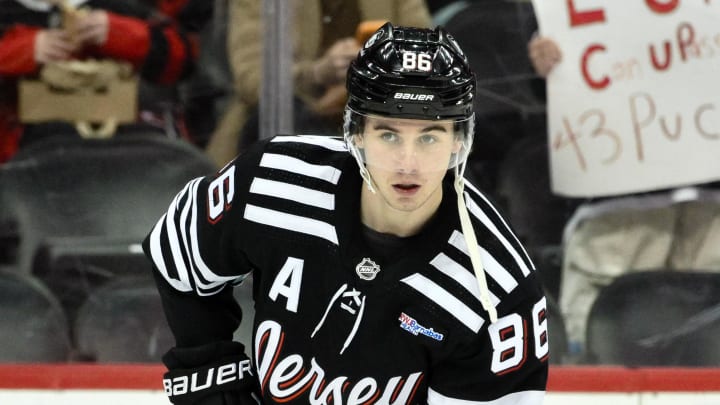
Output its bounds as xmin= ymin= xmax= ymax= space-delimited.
xmin=355 ymin=258 xmax=381 ymax=281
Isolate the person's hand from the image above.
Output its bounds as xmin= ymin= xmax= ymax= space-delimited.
xmin=528 ymin=35 xmax=562 ymax=78
xmin=34 ymin=29 xmax=78 ymax=64
xmin=73 ymin=10 xmax=110 ymax=46
xmin=313 ymin=37 xmax=361 ymax=86
xmin=309 ymin=84 xmax=348 ymax=115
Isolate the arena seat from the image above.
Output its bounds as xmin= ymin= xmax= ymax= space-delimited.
xmin=73 ymin=274 xmax=174 ymax=362
xmin=0 ymin=270 xmax=71 ymax=362
xmin=72 ymin=273 xmax=257 ymax=362
xmin=0 ymin=134 xmax=216 ymax=323
xmin=585 ymin=270 xmax=720 ymax=366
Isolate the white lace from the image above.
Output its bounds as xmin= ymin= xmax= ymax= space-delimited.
xmin=348 ymin=141 xmax=377 ymax=193
xmin=311 ymin=284 xmax=368 ymax=354
xmin=454 ymin=161 xmax=498 ymax=323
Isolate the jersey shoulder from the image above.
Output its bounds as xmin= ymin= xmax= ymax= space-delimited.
xmin=399 ymin=178 xmax=542 ymax=338
xmin=230 ymin=135 xmax=353 ymax=247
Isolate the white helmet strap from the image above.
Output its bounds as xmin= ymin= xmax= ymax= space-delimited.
xmin=453 ymin=162 xmax=498 ymax=324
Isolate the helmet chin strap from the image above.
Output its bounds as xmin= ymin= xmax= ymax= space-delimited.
xmin=453 ymin=158 xmax=498 ymax=324
xmin=349 ymin=142 xmax=377 ymax=194
xmin=359 ymin=164 xmax=377 ymax=194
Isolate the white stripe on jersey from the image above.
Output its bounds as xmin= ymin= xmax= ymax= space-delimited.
xmin=260 ymin=153 xmax=341 ymax=184
xmin=148 ymin=180 xmax=198 ymax=292
xmin=161 ymin=181 xmax=195 ymax=289
xmin=271 ymin=135 xmax=347 ymax=152
xmin=464 ymin=181 xmax=534 ymax=269
xmin=150 ymin=214 xmax=192 ymax=292
xmin=427 ymin=388 xmax=545 ymax=404
xmin=186 ymin=179 xmax=239 ymax=295
xmin=448 ymin=231 xmax=519 ymax=294
xmin=244 ymin=204 xmax=339 ymax=245
xmin=430 ymin=253 xmax=500 ymax=307
xmin=250 ymin=178 xmax=335 ymax=210
xmin=463 ymin=193 xmax=532 ymax=277
xmin=148 ymin=177 xmax=236 ymax=295
xmin=401 ymin=274 xmax=485 ymax=333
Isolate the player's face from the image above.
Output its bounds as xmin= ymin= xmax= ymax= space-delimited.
xmin=357 ymin=115 xmax=460 ymax=213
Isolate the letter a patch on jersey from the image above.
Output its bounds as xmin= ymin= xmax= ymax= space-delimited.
xmin=268 ymin=257 xmax=304 ymax=313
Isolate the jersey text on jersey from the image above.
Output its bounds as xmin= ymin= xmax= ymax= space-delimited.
xmin=255 ymin=320 xmax=425 ymax=404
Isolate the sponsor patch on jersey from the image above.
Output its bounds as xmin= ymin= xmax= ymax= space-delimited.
xmin=355 ymin=257 xmax=381 ymax=281
xmin=398 ymin=312 xmax=444 ymax=341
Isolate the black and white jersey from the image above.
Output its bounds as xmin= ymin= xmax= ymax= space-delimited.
xmin=144 ymin=135 xmax=548 ymax=404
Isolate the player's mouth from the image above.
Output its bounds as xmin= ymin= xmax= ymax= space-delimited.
xmin=392 ymin=183 xmax=421 ymax=195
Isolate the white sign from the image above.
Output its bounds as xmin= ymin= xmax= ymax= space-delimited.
xmin=532 ymin=0 xmax=720 ymax=197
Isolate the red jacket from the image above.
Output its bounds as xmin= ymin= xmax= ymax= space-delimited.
xmin=0 ymin=0 xmax=212 ymax=162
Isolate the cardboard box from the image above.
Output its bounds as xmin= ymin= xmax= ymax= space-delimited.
xmin=18 ymin=77 xmax=138 ymax=124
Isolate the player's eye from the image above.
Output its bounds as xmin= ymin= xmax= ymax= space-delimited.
xmin=379 ymin=132 xmax=399 ymax=143
xmin=418 ymin=134 xmax=438 ymax=145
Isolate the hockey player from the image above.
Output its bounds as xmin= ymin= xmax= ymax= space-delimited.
xmin=143 ymin=23 xmax=549 ymax=405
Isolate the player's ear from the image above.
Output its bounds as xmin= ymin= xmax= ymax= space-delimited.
xmin=354 ymin=133 xmax=365 ymax=148
xmin=452 ymin=137 xmax=462 ymax=154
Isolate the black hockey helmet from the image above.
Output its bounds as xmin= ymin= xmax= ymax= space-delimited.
xmin=344 ymin=23 xmax=476 ymax=170
xmin=345 ymin=22 xmax=476 ymax=120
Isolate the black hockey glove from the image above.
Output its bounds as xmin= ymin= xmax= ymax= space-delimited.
xmin=162 ymin=341 xmax=261 ymax=405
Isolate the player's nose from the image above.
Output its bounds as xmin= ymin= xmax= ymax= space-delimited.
xmin=393 ymin=144 xmax=420 ymax=173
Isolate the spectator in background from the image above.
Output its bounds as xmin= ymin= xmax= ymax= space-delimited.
xmin=529 ymin=35 xmax=720 ymax=360
xmin=527 ymin=35 xmax=561 ymax=78
xmin=0 ymin=0 xmax=212 ymax=163
xmin=204 ymin=0 xmax=431 ymax=168
xmin=421 ymin=0 xmax=547 ymax=201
